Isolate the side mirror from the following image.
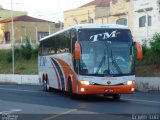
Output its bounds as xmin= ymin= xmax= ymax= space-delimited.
xmin=74 ymin=41 xmax=81 ymax=60
xmin=135 ymin=42 xmax=143 ymax=60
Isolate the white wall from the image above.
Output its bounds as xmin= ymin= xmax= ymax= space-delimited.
xmin=133 ymin=0 xmax=160 ymax=45
xmin=135 ymin=77 xmax=160 ymax=91
xmin=0 ymin=74 xmax=40 ymax=85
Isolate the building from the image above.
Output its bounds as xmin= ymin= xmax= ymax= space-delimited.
xmin=109 ymin=0 xmax=134 ymax=31
xmin=64 ymin=0 xmax=160 ymax=45
xmin=64 ymin=0 xmax=110 ymax=28
xmin=0 ymin=15 xmax=57 ymax=46
xmin=133 ymin=0 xmax=160 ymax=44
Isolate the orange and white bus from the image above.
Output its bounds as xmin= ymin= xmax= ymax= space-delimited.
xmin=38 ymin=24 xmax=142 ymax=100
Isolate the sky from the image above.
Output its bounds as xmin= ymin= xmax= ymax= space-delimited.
xmin=0 ymin=0 xmax=93 ymax=22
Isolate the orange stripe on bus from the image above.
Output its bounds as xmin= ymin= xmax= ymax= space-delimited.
xmin=54 ymin=58 xmax=77 ymax=93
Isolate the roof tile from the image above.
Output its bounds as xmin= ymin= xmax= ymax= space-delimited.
xmin=79 ymin=0 xmax=118 ymax=8
xmin=79 ymin=0 xmax=110 ymax=8
xmin=0 ymin=15 xmax=53 ymax=23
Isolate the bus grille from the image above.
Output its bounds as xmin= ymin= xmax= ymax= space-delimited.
xmin=93 ymin=83 xmax=124 ymax=86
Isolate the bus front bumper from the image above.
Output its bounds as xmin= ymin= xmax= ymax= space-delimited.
xmin=77 ymin=82 xmax=135 ymax=95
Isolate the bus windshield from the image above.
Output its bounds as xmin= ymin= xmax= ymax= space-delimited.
xmin=78 ymin=29 xmax=134 ymax=76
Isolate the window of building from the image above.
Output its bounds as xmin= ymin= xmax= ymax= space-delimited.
xmin=139 ymin=15 xmax=152 ymax=27
xmin=5 ymin=32 xmax=10 ymax=44
xmin=116 ymin=18 xmax=127 ymax=26
xmin=38 ymin=32 xmax=49 ymax=41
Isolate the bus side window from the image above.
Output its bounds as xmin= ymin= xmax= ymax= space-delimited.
xmin=71 ymin=29 xmax=77 ymax=56
xmin=39 ymin=42 xmax=43 ymax=55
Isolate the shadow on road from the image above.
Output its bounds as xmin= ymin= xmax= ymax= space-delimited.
xmin=48 ymin=87 xmax=128 ymax=103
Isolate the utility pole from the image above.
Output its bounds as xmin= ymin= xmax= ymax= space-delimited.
xmin=125 ymin=12 xmax=129 ymax=28
xmin=88 ymin=10 xmax=90 ymax=23
xmin=48 ymin=23 xmax=51 ymax=35
xmin=11 ymin=0 xmax=15 ymax=74
xmin=144 ymin=9 xmax=149 ymax=39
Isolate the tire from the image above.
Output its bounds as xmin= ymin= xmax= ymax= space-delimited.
xmin=43 ymin=78 xmax=50 ymax=92
xmin=112 ymin=94 xmax=121 ymax=100
xmin=46 ymin=80 xmax=50 ymax=92
xmin=68 ymin=80 xmax=76 ymax=99
xmin=43 ymin=78 xmax=47 ymax=91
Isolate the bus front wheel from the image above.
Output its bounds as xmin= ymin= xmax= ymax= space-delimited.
xmin=112 ymin=94 xmax=121 ymax=100
xmin=68 ymin=80 xmax=76 ymax=99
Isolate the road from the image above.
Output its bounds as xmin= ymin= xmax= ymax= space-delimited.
xmin=0 ymin=84 xmax=160 ymax=120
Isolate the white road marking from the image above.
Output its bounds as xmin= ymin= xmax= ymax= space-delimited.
xmin=0 ymin=85 xmax=16 ymax=86
xmin=0 ymin=87 xmax=42 ymax=93
xmin=0 ymin=109 xmax=22 ymax=114
xmin=43 ymin=109 xmax=77 ymax=120
xmin=122 ymin=98 xmax=160 ymax=104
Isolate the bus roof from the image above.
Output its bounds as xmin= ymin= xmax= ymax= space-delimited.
xmin=40 ymin=24 xmax=129 ymax=41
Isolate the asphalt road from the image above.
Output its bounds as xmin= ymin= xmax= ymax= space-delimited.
xmin=0 ymin=84 xmax=160 ymax=120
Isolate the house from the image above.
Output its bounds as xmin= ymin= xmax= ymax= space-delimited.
xmin=0 ymin=15 xmax=57 ymax=45
xmin=133 ymin=0 xmax=160 ymax=44
xmin=64 ymin=0 xmax=110 ymax=28
xmin=109 ymin=0 xmax=134 ymax=31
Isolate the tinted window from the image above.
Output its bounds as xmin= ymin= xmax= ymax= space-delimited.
xmin=78 ymin=29 xmax=133 ymax=42
xmin=39 ymin=29 xmax=77 ymax=56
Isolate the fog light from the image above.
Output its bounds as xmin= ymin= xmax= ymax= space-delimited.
xmin=80 ymin=88 xmax=85 ymax=92
xmin=131 ymin=88 xmax=135 ymax=92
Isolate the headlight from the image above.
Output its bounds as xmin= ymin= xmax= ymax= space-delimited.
xmin=127 ymin=81 xmax=133 ymax=85
xmin=80 ymin=81 xmax=90 ymax=85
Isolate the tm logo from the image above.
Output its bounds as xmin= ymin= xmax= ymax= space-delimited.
xmin=90 ymin=31 xmax=117 ymax=42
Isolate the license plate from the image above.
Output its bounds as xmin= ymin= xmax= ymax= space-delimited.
xmin=105 ymin=89 xmax=113 ymax=92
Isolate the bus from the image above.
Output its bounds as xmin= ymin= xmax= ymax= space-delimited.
xmin=38 ymin=24 xmax=142 ymax=100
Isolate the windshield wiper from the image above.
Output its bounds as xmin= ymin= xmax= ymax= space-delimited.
xmin=96 ymin=51 xmax=106 ymax=74
xmin=111 ymin=50 xmax=123 ymax=75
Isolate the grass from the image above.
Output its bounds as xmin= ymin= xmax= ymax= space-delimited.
xmin=0 ymin=50 xmax=38 ymax=74
xmin=135 ymin=61 xmax=160 ymax=77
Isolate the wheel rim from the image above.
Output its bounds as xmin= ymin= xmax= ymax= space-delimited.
xmin=47 ymin=81 xmax=50 ymax=91
xmin=43 ymin=80 xmax=47 ymax=90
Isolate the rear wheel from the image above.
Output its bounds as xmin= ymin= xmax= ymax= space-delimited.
xmin=43 ymin=77 xmax=50 ymax=92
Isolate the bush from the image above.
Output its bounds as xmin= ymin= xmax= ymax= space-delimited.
xmin=32 ymin=46 xmax=38 ymax=58
xmin=20 ymin=37 xmax=32 ymax=60
xmin=14 ymin=46 xmax=21 ymax=58
xmin=149 ymin=33 xmax=160 ymax=63
xmin=142 ymin=33 xmax=160 ymax=64
xmin=5 ymin=51 xmax=12 ymax=63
